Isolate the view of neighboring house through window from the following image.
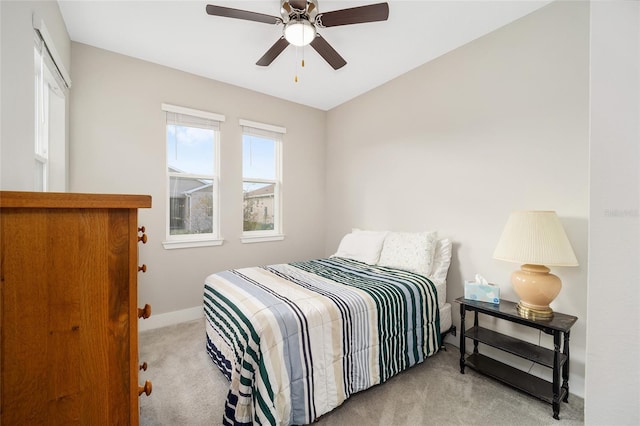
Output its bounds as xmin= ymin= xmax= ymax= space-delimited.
xmin=34 ymin=24 xmax=70 ymax=192
xmin=163 ymin=104 xmax=224 ymax=248
xmin=241 ymin=119 xmax=285 ymax=242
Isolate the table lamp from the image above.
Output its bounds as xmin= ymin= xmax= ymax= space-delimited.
xmin=493 ymin=211 xmax=578 ymax=319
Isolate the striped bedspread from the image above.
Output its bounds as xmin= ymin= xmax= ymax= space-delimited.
xmin=203 ymin=257 xmax=441 ymax=425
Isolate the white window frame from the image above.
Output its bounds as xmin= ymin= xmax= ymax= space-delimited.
xmin=161 ymin=103 xmax=225 ymax=250
xmin=33 ymin=16 xmax=70 ymax=192
xmin=240 ymin=119 xmax=285 ymax=244
xmin=34 ymin=41 xmax=49 ymax=191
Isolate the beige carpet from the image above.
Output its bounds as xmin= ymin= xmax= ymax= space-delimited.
xmin=139 ymin=318 xmax=584 ymax=425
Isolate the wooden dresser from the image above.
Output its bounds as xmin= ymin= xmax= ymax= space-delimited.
xmin=0 ymin=191 xmax=152 ymax=425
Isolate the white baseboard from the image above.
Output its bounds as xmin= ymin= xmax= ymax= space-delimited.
xmin=139 ymin=305 xmax=204 ymax=332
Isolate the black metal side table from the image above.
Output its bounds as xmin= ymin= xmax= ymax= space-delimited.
xmin=455 ymin=297 xmax=578 ymax=420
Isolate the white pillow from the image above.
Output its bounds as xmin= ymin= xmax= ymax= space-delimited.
xmin=332 ymin=231 xmax=388 ymax=265
xmin=430 ymin=238 xmax=452 ymax=284
xmin=377 ymin=231 xmax=438 ymax=276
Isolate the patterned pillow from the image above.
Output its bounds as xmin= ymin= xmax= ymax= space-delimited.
xmin=377 ymin=231 xmax=438 ymax=276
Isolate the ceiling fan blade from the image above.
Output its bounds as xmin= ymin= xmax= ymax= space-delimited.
xmin=316 ymin=3 xmax=389 ymax=28
xmin=206 ymin=4 xmax=281 ymax=25
xmin=310 ymin=34 xmax=346 ymax=70
xmin=256 ymin=37 xmax=290 ymax=66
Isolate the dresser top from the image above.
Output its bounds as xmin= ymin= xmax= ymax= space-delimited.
xmin=0 ymin=191 xmax=151 ymax=209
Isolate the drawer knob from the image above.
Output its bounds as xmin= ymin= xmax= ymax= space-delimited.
xmin=139 ymin=362 xmax=148 ymax=371
xmin=138 ymin=264 xmax=147 ymax=273
xmin=138 ymin=380 xmax=152 ymax=397
xmin=138 ymin=226 xmax=146 ymax=233
xmin=138 ymin=233 xmax=147 ymax=244
xmin=137 ymin=304 xmax=151 ymax=319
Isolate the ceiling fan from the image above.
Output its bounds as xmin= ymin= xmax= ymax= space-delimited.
xmin=205 ymin=1 xmax=389 ymax=70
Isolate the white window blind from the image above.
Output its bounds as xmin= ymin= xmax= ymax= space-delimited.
xmin=239 ymin=119 xmax=286 ymax=137
xmin=166 ymin=112 xmax=220 ymax=131
xmin=33 ymin=14 xmax=71 ymax=89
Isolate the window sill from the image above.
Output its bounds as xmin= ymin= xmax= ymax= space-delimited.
xmin=241 ymin=234 xmax=285 ymax=244
xmin=162 ymin=238 xmax=224 ymax=250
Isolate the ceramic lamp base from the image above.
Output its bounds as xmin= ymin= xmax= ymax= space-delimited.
xmin=516 ymin=301 xmax=554 ymax=320
xmin=511 ymin=264 xmax=561 ymax=320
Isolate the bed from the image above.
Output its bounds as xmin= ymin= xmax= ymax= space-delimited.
xmin=203 ymin=231 xmax=452 ymax=425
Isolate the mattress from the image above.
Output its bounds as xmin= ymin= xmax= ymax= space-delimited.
xmin=432 ymin=279 xmax=447 ymax=309
xmin=439 ymin=302 xmax=452 ymax=334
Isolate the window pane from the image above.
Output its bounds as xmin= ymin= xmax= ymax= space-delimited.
xmin=167 ymin=125 xmax=214 ymax=175
xmin=243 ymin=181 xmax=275 ymax=231
xmin=169 ymin=176 xmax=214 ymax=235
xmin=243 ymin=135 xmax=275 ymax=179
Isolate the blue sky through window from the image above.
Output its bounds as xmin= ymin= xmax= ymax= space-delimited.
xmin=167 ymin=125 xmax=214 ymax=175
xmin=243 ymin=135 xmax=275 ymax=180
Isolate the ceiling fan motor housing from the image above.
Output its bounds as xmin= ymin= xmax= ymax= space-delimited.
xmin=281 ymin=0 xmax=319 ymax=22
xmin=281 ymin=1 xmax=320 ymax=46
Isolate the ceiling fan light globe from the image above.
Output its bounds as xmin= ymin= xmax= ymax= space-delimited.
xmin=284 ymin=20 xmax=316 ymax=46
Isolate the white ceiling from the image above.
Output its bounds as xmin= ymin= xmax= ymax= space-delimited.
xmin=58 ymin=0 xmax=550 ymax=111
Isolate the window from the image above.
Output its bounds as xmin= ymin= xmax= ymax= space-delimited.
xmin=34 ymin=19 xmax=70 ymax=192
xmin=241 ymin=119 xmax=285 ymax=243
xmin=162 ymin=104 xmax=225 ymax=249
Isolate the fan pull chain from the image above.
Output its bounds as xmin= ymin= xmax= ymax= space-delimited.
xmin=295 ymin=60 xmax=304 ymax=83
xmin=298 ymin=47 xmax=306 ymax=83
xmin=294 ymin=46 xmax=299 ymax=83
xmin=294 ymin=46 xmax=305 ymax=83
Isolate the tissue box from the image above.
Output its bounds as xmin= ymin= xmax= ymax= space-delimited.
xmin=464 ymin=281 xmax=500 ymax=304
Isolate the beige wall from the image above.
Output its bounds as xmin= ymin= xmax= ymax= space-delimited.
xmin=325 ymin=1 xmax=589 ymax=397
xmin=586 ymin=1 xmax=640 ymax=423
xmin=0 ymin=0 xmax=70 ymax=190
xmin=69 ymin=43 xmax=327 ymax=317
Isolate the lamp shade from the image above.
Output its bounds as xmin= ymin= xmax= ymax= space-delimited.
xmin=493 ymin=211 xmax=578 ymax=267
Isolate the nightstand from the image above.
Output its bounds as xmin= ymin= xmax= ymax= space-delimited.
xmin=455 ymin=297 xmax=577 ymax=420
